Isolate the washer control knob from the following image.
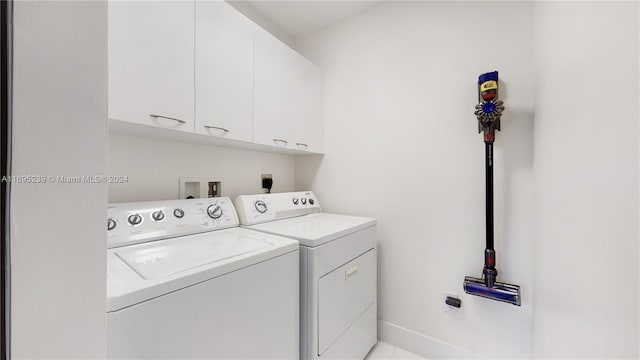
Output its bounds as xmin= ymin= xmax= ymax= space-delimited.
xmin=301 ymin=198 xmax=307 ymax=205
xmin=128 ymin=213 xmax=142 ymax=226
xmin=173 ymin=208 xmax=185 ymax=218
xmin=107 ymin=218 xmax=116 ymax=231
xmin=255 ymin=200 xmax=268 ymax=213
xmin=309 ymin=198 xmax=315 ymax=205
xmin=293 ymin=198 xmax=299 ymax=205
xmin=207 ymin=204 xmax=223 ymax=219
xmin=152 ymin=210 xmax=165 ymax=222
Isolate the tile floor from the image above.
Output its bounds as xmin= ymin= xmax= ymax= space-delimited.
xmin=365 ymin=341 xmax=426 ymax=360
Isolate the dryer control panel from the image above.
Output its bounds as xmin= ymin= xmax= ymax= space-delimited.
xmin=107 ymin=197 xmax=239 ymax=248
xmin=235 ymin=191 xmax=321 ymax=225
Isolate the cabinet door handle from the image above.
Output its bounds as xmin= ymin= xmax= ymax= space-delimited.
xmin=203 ymin=125 xmax=230 ymax=135
xmin=273 ymin=139 xmax=288 ymax=147
xmin=149 ymin=114 xmax=186 ymax=124
xmin=295 ymin=142 xmax=308 ymax=150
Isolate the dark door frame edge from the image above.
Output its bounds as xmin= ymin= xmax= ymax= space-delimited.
xmin=1 ymin=0 xmax=12 ymax=359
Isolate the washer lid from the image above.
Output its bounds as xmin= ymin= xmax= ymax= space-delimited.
xmin=107 ymin=227 xmax=298 ymax=312
xmin=245 ymin=213 xmax=376 ymax=247
xmin=116 ymin=231 xmax=273 ymax=280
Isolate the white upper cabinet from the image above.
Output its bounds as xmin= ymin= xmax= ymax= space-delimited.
xmin=254 ymin=26 xmax=324 ymax=152
xmin=109 ymin=1 xmax=324 ymax=153
xmin=253 ymin=26 xmax=296 ymax=149
xmin=195 ymin=1 xmax=254 ymax=142
xmin=291 ymin=53 xmax=324 ymax=153
xmin=108 ymin=1 xmax=195 ymax=132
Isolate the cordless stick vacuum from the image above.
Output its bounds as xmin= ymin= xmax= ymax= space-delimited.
xmin=463 ymin=71 xmax=521 ymax=306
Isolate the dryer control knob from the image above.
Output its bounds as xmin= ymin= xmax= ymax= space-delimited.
xmin=207 ymin=205 xmax=223 ymax=219
xmin=301 ymin=198 xmax=307 ymax=205
xmin=128 ymin=213 xmax=142 ymax=226
xmin=152 ymin=210 xmax=165 ymax=222
xmin=292 ymin=198 xmax=299 ymax=205
xmin=173 ymin=208 xmax=185 ymax=218
xmin=107 ymin=218 xmax=116 ymax=231
xmin=255 ymin=200 xmax=268 ymax=213
xmin=309 ymin=198 xmax=315 ymax=205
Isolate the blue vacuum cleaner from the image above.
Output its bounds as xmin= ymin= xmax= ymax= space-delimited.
xmin=463 ymin=71 xmax=521 ymax=306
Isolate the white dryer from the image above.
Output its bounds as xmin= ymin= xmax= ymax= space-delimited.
xmin=235 ymin=191 xmax=377 ymax=360
xmin=106 ymin=197 xmax=299 ymax=359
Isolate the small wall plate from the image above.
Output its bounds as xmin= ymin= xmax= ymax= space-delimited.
xmin=179 ymin=177 xmax=223 ymax=199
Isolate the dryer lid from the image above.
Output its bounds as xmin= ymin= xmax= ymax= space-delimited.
xmin=246 ymin=213 xmax=376 ymax=247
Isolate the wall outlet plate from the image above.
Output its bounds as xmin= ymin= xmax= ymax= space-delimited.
xmin=444 ymin=291 xmax=461 ymax=313
xmin=179 ymin=177 xmax=223 ymax=199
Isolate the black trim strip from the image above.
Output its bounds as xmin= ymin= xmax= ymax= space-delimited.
xmin=1 ymin=0 xmax=12 ymax=358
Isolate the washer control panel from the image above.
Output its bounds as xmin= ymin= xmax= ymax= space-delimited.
xmin=107 ymin=197 xmax=239 ymax=248
xmin=234 ymin=191 xmax=321 ymax=225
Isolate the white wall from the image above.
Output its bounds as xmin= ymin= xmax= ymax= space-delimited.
xmin=532 ymin=2 xmax=639 ymax=358
xmin=226 ymin=0 xmax=295 ymax=48
xmin=11 ymin=1 xmax=107 ymax=358
xmin=108 ymin=133 xmax=296 ymax=203
xmin=295 ymin=2 xmax=534 ymax=358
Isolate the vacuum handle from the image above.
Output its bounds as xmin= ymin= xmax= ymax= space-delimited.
xmin=485 ymin=142 xmax=494 ymax=251
xmin=484 ymin=143 xmax=498 ymax=288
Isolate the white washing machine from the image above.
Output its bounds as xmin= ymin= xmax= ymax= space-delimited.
xmin=106 ymin=197 xmax=299 ymax=359
xmin=235 ymin=191 xmax=377 ymax=360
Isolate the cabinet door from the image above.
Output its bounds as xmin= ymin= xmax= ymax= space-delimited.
xmin=108 ymin=1 xmax=195 ymax=132
xmin=253 ymin=26 xmax=295 ymax=149
xmin=291 ymin=54 xmax=324 ymax=153
xmin=195 ymin=1 xmax=254 ymax=142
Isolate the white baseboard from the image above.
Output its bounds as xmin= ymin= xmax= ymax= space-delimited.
xmin=378 ymin=320 xmax=484 ymax=359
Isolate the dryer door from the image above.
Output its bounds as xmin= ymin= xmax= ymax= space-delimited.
xmin=317 ymin=249 xmax=376 ymax=355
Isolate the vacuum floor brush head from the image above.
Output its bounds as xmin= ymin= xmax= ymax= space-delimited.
xmin=464 ymin=276 xmax=521 ymax=306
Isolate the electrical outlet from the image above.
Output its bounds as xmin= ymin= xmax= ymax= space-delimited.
xmin=444 ymin=291 xmax=461 ymax=312
xmin=261 ymin=174 xmax=273 ymax=193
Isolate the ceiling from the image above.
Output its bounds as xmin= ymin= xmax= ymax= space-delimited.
xmin=243 ymin=1 xmax=379 ymax=38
